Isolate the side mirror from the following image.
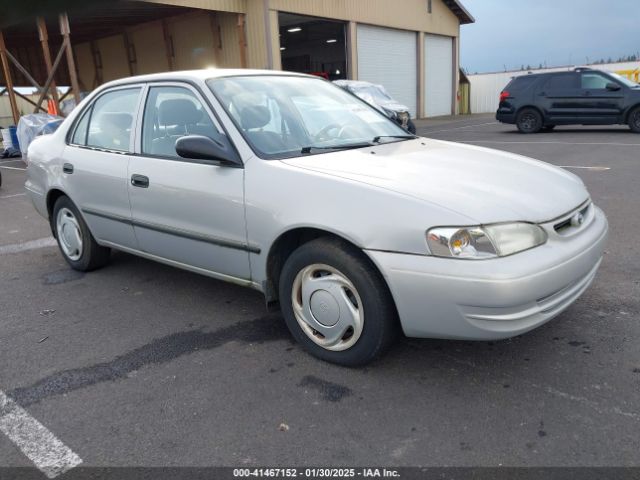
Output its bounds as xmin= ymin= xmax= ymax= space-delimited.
xmin=175 ymin=134 xmax=242 ymax=167
xmin=606 ymin=82 xmax=621 ymax=91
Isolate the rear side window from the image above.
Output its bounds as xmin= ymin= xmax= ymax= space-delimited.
xmin=506 ymin=75 xmax=538 ymax=90
xmin=86 ymin=88 xmax=141 ymax=152
xmin=544 ymin=73 xmax=578 ymax=91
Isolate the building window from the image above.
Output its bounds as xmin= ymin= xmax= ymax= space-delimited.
xmin=428 ymin=0 xmax=432 ymax=13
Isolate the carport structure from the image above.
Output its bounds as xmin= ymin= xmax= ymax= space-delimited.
xmin=0 ymin=0 xmax=249 ymax=125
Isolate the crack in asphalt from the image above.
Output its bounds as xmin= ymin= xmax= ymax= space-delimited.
xmin=8 ymin=315 xmax=290 ymax=408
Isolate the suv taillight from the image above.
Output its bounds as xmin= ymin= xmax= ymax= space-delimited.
xmin=499 ymin=91 xmax=510 ymax=102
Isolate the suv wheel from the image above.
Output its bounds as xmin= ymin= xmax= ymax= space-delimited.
xmin=279 ymin=237 xmax=398 ymax=366
xmin=628 ymin=107 xmax=640 ymax=133
xmin=52 ymin=196 xmax=111 ymax=271
xmin=516 ymin=108 xmax=543 ymax=133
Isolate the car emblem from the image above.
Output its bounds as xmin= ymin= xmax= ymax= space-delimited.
xmin=570 ymin=212 xmax=585 ymax=227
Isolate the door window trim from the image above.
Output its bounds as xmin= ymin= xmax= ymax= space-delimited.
xmin=66 ymin=84 xmax=146 ymax=155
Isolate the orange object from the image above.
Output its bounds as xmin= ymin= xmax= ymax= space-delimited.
xmin=47 ymin=99 xmax=58 ymax=116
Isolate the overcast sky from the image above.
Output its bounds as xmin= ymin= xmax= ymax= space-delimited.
xmin=460 ymin=0 xmax=640 ymax=73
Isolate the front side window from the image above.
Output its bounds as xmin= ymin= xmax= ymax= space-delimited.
xmin=208 ymin=75 xmax=408 ymax=159
xmin=86 ymin=88 xmax=141 ymax=151
xmin=581 ymin=73 xmax=614 ymax=90
xmin=142 ymin=86 xmax=220 ymax=159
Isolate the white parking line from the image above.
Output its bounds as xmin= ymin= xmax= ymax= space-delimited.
xmin=0 ymin=165 xmax=26 ymax=171
xmin=0 ymin=159 xmax=25 ymax=164
xmin=454 ymin=140 xmax=640 ymax=146
xmin=0 ymin=237 xmax=57 ymax=255
xmin=0 ymin=390 xmax=82 ymax=478
xmin=0 ymin=193 xmax=27 ymax=199
xmin=559 ymin=166 xmax=611 ymax=171
xmin=425 ymin=121 xmax=498 ymax=134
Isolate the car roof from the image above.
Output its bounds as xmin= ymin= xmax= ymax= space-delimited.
xmin=99 ymin=68 xmax=312 ymax=89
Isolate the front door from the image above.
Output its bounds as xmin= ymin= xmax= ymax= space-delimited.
xmin=127 ymin=83 xmax=251 ymax=282
xmin=63 ymin=86 xmax=142 ymax=249
xmin=578 ymin=71 xmax=626 ymax=123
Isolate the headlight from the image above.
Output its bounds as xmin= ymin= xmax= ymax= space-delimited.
xmin=426 ymin=223 xmax=547 ymax=260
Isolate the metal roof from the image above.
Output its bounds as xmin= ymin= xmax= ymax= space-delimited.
xmin=442 ymin=0 xmax=475 ymax=25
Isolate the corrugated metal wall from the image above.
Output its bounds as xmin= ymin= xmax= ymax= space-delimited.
xmin=468 ymin=61 xmax=640 ymax=114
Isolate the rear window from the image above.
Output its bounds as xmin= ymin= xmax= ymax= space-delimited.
xmin=506 ymin=75 xmax=538 ymax=90
xmin=544 ymin=73 xmax=578 ymax=91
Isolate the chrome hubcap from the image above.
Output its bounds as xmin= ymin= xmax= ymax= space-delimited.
xmin=56 ymin=207 xmax=83 ymax=261
xmin=291 ymin=264 xmax=364 ymax=351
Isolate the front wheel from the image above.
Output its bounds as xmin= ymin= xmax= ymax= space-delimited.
xmin=279 ymin=238 xmax=398 ymax=366
xmin=516 ymin=108 xmax=543 ymax=133
xmin=628 ymin=107 xmax=640 ymax=133
xmin=52 ymin=196 xmax=111 ymax=271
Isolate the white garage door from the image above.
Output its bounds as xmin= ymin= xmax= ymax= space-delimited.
xmin=424 ymin=34 xmax=453 ymax=117
xmin=357 ymin=24 xmax=417 ymax=117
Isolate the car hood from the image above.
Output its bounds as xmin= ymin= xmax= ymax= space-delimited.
xmin=281 ymin=138 xmax=589 ymax=224
xmin=377 ymin=101 xmax=410 ymax=113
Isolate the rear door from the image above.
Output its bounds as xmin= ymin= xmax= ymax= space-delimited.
xmin=539 ymin=72 xmax=582 ymax=123
xmin=579 ymin=71 xmax=625 ymax=123
xmin=127 ymin=82 xmax=251 ymax=282
xmin=63 ymin=86 xmax=142 ymax=249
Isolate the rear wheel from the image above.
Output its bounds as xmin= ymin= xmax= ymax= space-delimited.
xmin=516 ymin=108 xmax=543 ymax=133
xmin=52 ymin=196 xmax=111 ymax=271
xmin=279 ymin=237 xmax=398 ymax=366
xmin=628 ymin=107 xmax=640 ymax=133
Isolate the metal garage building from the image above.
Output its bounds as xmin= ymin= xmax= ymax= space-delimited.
xmin=0 ymin=0 xmax=473 ymax=126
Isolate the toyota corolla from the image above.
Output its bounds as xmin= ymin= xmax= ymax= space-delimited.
xmin=25 ymin=70 xmax=608 ymax=366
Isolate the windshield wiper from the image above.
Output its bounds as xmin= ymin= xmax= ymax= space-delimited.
xmin=372 ymin=134 xmax=417 ymax=143
xmin=301 ymin=142 xmax=373 ymax=154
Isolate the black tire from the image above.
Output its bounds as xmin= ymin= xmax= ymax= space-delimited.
xmin=542 ymin=125 xmax=556 ymax=132
xmin=407 ymin=119 xmax=417 ymax=134
xmin=51 ymin=196 xmax=111 ymax=271
xmin=516 ymin=108 xmax=543 ymax=133
xmin=279 ymin=237 xmax=398 ymax=366
xmin=628 ymin=107 xmax=640 ymax=133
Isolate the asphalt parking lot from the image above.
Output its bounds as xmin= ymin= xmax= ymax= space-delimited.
xmin=1 ymin=114 xmax=639 ymax=474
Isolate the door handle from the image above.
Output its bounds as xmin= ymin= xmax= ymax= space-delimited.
xmin=63 ymin=163 xmax=74 ymax=174
xmin=131 ymin=174 xmax=149 ymax=188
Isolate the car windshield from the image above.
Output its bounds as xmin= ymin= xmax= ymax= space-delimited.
xmin=608 ymin=72 xmax=639 ymax=88
xmin=207 ymin=75 xmax=410 ymax=159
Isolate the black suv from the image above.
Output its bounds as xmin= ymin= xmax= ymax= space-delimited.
xmin=496 ymin=68 xmax=640 ymax=133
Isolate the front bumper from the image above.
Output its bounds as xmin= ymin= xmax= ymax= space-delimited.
xmin=367 ymin=205 xmax=608 ymax=340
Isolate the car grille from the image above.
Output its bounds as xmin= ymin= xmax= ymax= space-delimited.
xmin=553 ymin=203 xmax=591 ymax=235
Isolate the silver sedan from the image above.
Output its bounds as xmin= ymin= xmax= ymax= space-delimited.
xmin=25 ymin=70 xmax=608 ymax=366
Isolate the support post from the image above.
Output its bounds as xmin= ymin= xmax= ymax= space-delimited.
xmin=209 ymin=12 xmax=222 ymax=67
xmin=161 ymin=19 xmax=175 ymax=70
xmin=0 ymin=30 xmax=19 ymax=124
xmin=237 ymin=13 xmax=247 ymax=69
xmin=59 ymin=13 xmax=81 ymax=105
xmin=123 ymin=31 xmax=137 ymax=76
xmin=37 ymin=17 xmax=60 ymax=112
